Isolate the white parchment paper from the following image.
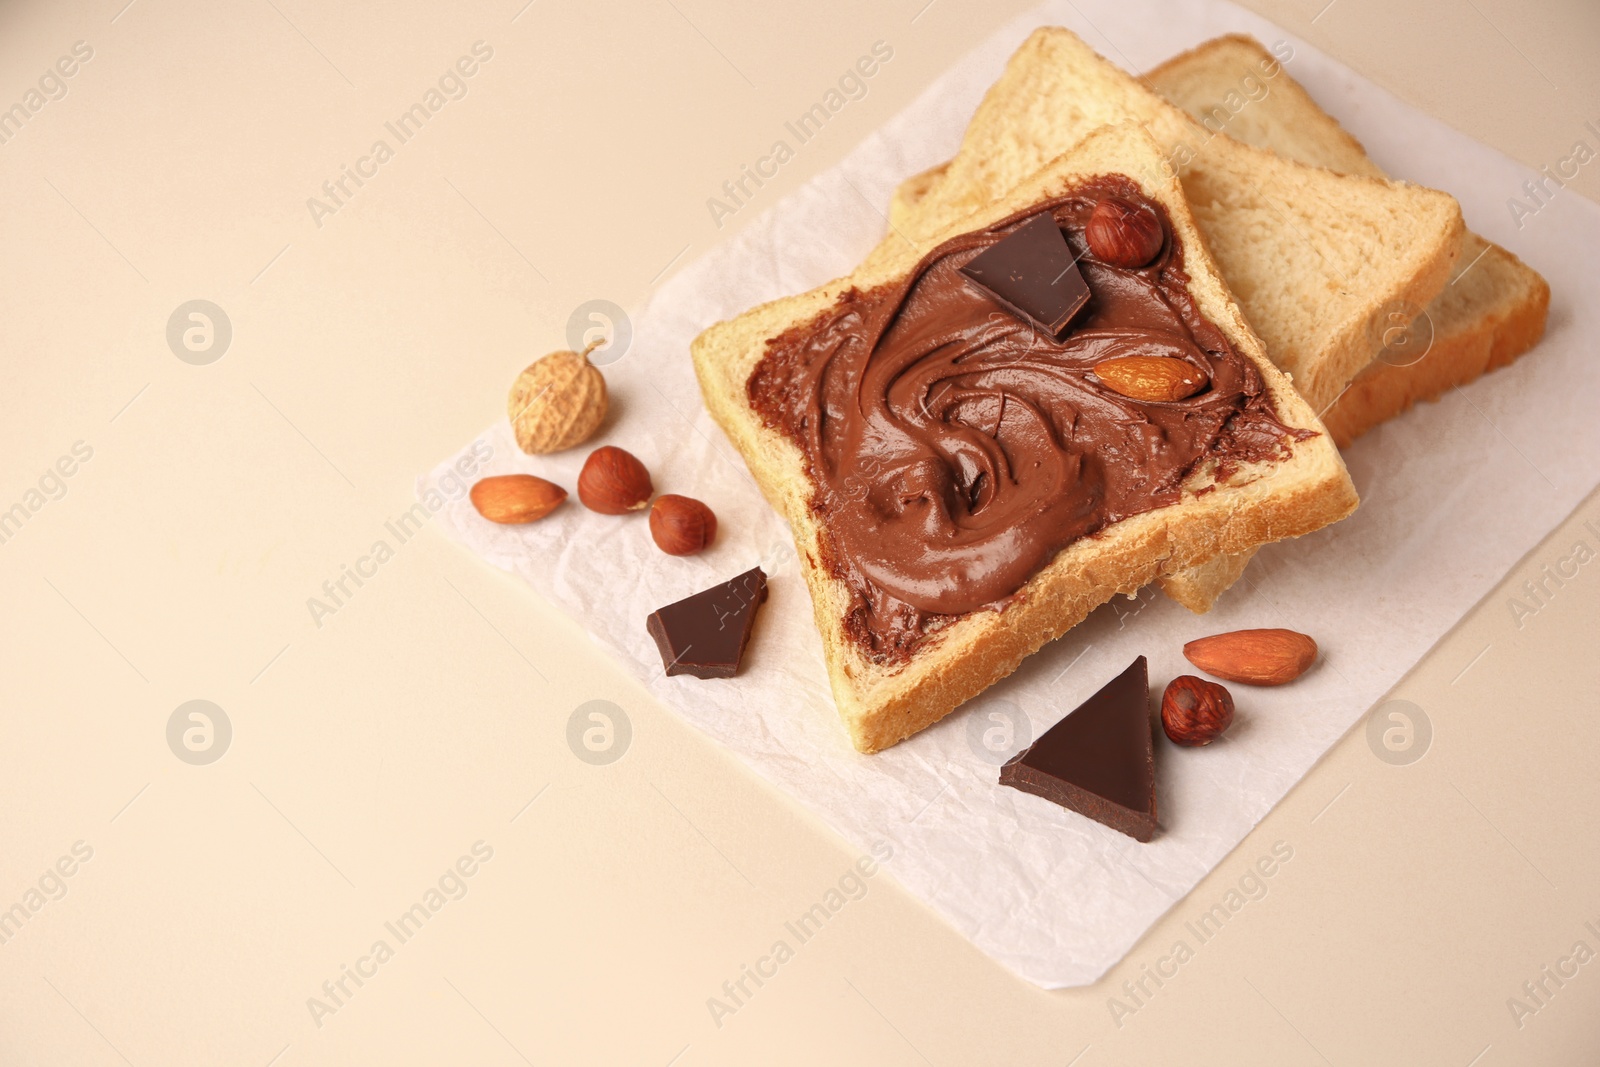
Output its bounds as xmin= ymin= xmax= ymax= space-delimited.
xmin=424 ymin=0 xmax=1600 ymax=987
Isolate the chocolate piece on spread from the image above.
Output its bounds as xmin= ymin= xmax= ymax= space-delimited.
xmin=958 ymin=211 xmax=1090 ymax=338
xmin=646 ymin=567 xmax=768 ymax=679
xmin=999 ymin=656 xmax=1157 ymax=842
xmin=747 ymin=176 xmax=1300 ymax=664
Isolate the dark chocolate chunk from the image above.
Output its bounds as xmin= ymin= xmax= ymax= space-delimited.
xmin=959 ymin=212 xmax=1090 ymax=338
xmin=998 ymin=656 xmax=1157 ymax=841
xmin=646 ymin=567 xmax=768 ymax=679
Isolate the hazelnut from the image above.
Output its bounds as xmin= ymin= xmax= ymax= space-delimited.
xmin=1160 ymin=675 xmax=1235 ymax=746
xmin=649 ymin=495 xmax=717 ymax=555
xmin=470 ymin=474 xmax=567 ymax=524
xmin=1085 ymin=197 xmax=1164 ymax=268
xmin=508 ymin=347 xmax=608 ymax=454
xmin=577 ymin=446 xmax=653 ymax=514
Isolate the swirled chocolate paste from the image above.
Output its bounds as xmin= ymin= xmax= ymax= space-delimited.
xmin=748 ymin=176 xmax=1298 ymax=663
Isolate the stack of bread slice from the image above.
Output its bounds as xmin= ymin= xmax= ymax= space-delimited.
xmin=888 ymin=32 xmax=1549 ymax=611
xmin=691 ymin=27 xmax=1547 ymax=751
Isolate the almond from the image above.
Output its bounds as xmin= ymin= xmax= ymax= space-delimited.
xmin=1182 ymin=628 xmax=1318 ymax=686
xmin=470 ymin=475 xmax=567 ymax=524
xmin=1093 ymin=356 xmax=1206 ymax=402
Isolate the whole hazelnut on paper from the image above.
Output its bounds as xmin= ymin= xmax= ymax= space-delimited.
xmin=508 ymin=345 xmax=608 ymax=454
xmin=1161 ymin=676 xmax=1235 ymax=747
xmin=577 ymin=446 xmax=653 ymax=514
xmin=649 ymin=495 xmax=717 ymax=556
xmin=1085 ymin=197 xmax=1164 ymax=269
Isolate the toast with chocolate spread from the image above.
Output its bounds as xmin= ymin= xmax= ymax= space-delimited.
xmin=692 ymin=125 xmax=1356 ymax=753
xmin=879 ymin=27 xmax=1472 ymax=614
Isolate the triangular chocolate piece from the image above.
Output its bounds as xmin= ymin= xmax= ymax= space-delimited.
xmin=959 ymin=212 xmax=1090 ymax=338
xmin=646 ymin=567 xmax=768 ymax=679
xmin=998 ymin=656 xmax=1157 ymax=841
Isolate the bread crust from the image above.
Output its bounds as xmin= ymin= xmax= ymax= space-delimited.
xmin=1318 ymin=239 xmax=1551 ymax=446
xmin=693 ymin=125 xmax=1356 ymax=752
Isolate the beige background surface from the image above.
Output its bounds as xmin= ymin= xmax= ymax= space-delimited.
xmin=0 ymin=0 xmax=1595 ymax=1064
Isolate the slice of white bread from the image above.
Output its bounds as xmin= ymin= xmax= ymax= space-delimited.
xmin=870 ymin=26 xmax=1465 ymax=416
xmin=1141 ymin=34 xmax=1550 ymax=611
xmin=692 ymin=124 xmax=1357 ymax=753
xmin=1144 ymin=34 xmax=1549 ymax=448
